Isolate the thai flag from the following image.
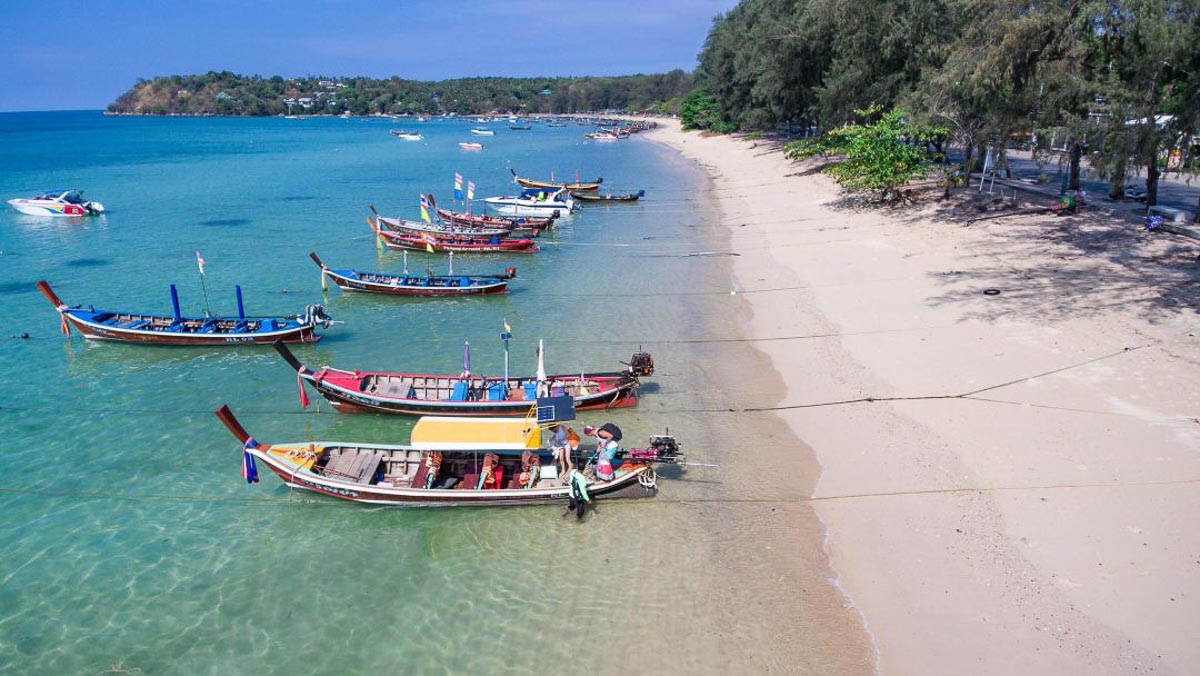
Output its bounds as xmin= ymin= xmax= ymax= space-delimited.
xmin=454 ymin=173 xmax=464 ymax=200
xmin=196 ymin=251 xmax=206 ymax=276
xmin=419 ymin=194 xmax=432 ymax=223
xmin=466 ymin=181 xmax=475 ymax=200
xmin=241 ymin=440 xmax=260 ymax=484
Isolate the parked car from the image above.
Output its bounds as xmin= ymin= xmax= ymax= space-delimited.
xmin=1124 ymin=185 xmax=1148 ymax=202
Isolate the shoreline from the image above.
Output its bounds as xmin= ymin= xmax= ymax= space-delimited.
xmin=644 ymin=120 xmax=1200 ymax=674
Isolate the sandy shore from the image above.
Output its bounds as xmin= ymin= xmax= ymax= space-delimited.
xmin=644 ymin=120 xmax=1200 ymax=675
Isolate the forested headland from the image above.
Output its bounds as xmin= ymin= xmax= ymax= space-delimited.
xmin=685 ymin=0 xmax=1199 ymax=208
xmin=106 ymin=71 xmax=692 ymax=117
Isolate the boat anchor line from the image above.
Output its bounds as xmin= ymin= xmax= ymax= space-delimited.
xmin=677 ymin=345 xmax=1152 ymax=414
xmin=12 ymin=474 xmax=1193 ymax=510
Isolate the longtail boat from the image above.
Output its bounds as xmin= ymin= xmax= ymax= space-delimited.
xmin=509 ymin=168 xmax=602 ymax=191
xmin=435 ymin=207 xmax=555 ymax=233
xmin=274 ymin=340 xmax=655 ymax=416
xmin=309 ymin=252 xmax=514 ymax=296
xmin=37 ymin=281 xmax=332 ymax=345
xmin=217 ymin=404 xmax=685 ymax=508
xmin=371 ymin=206 xmax=512 ymax=238
xmin=369 ymin=217 xmax=539 ymax=253
xmin=570 ymin=190 xmax=645 ymax=203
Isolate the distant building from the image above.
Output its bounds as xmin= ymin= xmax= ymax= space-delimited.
xmin=540 ymin=89 xmax=553 ymax=96
xmin=216 ymin=91 xmax=234 ymax=101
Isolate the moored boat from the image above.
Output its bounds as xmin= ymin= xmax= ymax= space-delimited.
xmin=389 ymin=130 xmax=423 ymax=140
xmin=309 ymin=252 xmax=515 ymax=296
xmin=570 ymin=190 xmax=645 ymax=203
xmin=273 ymin=340 xmax=655 ymax=416
xmin=36 ymin=281 xmax=332 ymax=345
xmin=7 ymin=189 xmax=105 ymax=217
xmin=510 ymin=168 xmax=602 ymax=191
xmin=458 ymin=142 xmax=484 ymax=150
xmin=216 ymin=404 xmax=685 ymax=507
xmin=435 ymin=207 xmax=555 ymax=233
xmin=470 ymin=128 xmax=495 ymax=136
xmin=368 ymin=218 xmax=539 ymax=253
xmin=483 ymin=187 xmax=576 ymax=218
xmin=371 ymin=209 xmax=513 ymax=238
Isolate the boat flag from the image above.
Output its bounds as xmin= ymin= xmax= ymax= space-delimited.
xmin=536 ymin=338 xmax=548 ymax=397
xmin=466 ymin=180 xmax=475 ymax=200
xmin=502 ymin=318 xmax=511 ymax=338
xmin=196 ymin=251 xmax=206 ymax=276
xmin=454 ymin=173 xmax=464 ymax=200
xmin=462 ymin=340 xmax=471 ymax=377
xmin=419 ymin=194 xmax=432 ymax=223
xmin=297 ymin=371 xmax=310 ymax=409
xmin=241 ymin=440 xmax=260 ymax=484
xmin=423 ymin=233 xmax=436 ymax=254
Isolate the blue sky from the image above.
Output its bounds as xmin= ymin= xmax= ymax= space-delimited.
xmin=0 ymin=0 xmax=737 ymax=111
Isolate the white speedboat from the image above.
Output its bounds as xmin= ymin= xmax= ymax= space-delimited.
xmin=470 ymin=128 xmax=496 ymax=136
xmin=390 ymin=130 xmax=423 ymax=140
xmin=7 ymin=189 xmax=105 ymax=217
xmin=483 ymin=188 xmax=575 ymax=217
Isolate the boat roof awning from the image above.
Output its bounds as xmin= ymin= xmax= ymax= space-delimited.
xmin=410 ymin=416 xmax=540 ymax=450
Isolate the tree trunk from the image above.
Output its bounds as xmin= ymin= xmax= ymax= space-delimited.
xmin=1109 ymin=156 xmax=1127 ymax=200
xmin=1194 ymin=192 xmax=1199 ymax=224
xmin=1146 ymin=160 xmax=1160 ymax=207
xmin=1069 ymin=142 xmax=1082 ymax=191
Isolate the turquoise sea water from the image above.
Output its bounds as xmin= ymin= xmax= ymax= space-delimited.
xmin=1 ymin=112 xmax=868 ymax=674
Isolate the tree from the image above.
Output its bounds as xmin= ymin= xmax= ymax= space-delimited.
xmin=785 ymin=107 xmax=948 ymax=200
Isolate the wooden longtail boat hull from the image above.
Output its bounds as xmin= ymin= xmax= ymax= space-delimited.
xmin=215 ymin=406 xmax=660 ymax=508
xmin=310 ymin=252 xmax=511 ymax=296
xmin=510 ymin=168 xmax=602 ymax=191
xmin=377 ymin=214 xmax=511 ymax=238
xmin=37 ymin=281 xmax=328 ymax=346
xmin=570 ymin=190 xmax=644 ymax=202
xmin=274 ymin=341 xmax=646 ymax=416
xmin=436 ymin=208 xmax=554 ymax=232
xmin=369 ymin=215 xmax=538 ymax=253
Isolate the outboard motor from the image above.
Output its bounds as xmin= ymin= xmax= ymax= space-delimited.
xmin=628 ymin=435 xmax=684 ymax=464
xmin=625 ymin=351 xmax=655 ymax=377
xmin=84 ymin=201 xmax=105 ymax=215
xmin=504 ymin=266 xmax=517 ymax=279
xmin=300 ymin=304 xmax=334 ymax=328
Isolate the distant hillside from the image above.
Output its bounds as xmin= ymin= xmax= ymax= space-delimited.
xmin=106 ymin=71 xmax=693 ymax=116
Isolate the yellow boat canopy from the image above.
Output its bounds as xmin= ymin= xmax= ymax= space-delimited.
xmin=410 ymin=416 xmax=541 ymax=450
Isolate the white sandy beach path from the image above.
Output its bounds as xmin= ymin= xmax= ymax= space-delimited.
xmin=645 ymin=120 xmax=1200 ymax=675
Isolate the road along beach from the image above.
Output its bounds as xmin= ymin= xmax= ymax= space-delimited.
xmin=644 ymin=119 xmax=1200 ymax=675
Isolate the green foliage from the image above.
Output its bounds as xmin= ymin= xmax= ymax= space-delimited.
xmin=107 ymin=71 xmax=694 ymax=116
xmin=786 ymin=107 xmax=947 ymax=198
xmin=680 ymin=90 xmax=737 ymax=132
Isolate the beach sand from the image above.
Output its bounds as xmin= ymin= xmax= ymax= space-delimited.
xmin=643 ymin=120 xmax=1200 ymax=675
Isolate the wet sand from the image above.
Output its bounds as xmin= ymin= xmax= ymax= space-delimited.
xmin=643 ymin=120 xmax=1200 ymax=675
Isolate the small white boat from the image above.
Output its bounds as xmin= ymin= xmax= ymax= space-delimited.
xmin=7 ymin=189 xmax=105 ymax=217
xmin=470 ymin=128 xmax=496 ymax=136
xmin=390 ymin=130 xmax=423 ymax=141
xmin=484 ymin=188 xmax=576 ymax=218
xmin=458 ymin=142 xmax=484 ymax=151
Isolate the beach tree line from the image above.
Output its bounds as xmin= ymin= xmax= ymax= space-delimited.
xmin=693 ymin=0 xmax=1200 ymax=211
xmin=107 ymin=71 xmax=693 ymax=118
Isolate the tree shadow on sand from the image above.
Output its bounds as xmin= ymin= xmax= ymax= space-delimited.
xmin=921 ymin=198 xmax=1200 ymax=323
xmin=812 ymin=182 xmax=1199 ymax=322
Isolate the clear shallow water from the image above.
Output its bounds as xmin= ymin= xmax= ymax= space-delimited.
xmin=0 ymin=112 xmax=869 ymax=674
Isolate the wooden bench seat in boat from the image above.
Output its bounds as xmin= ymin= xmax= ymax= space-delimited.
xmin=116 ymin=319 xmax=151 ymax=330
